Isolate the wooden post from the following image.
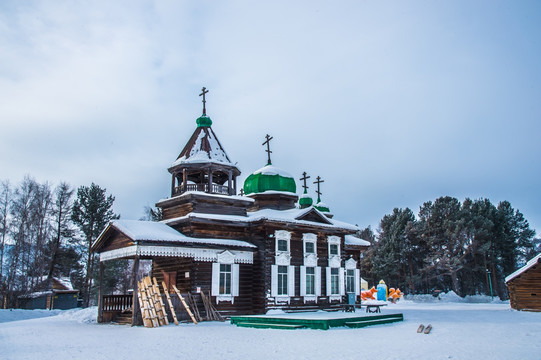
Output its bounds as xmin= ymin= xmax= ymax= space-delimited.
xmin=233 ymin=176 xmax=237 ymax=195
xmin=227 ymin=170 xmax=232 ymax=195
xmin=208 ymin=167 xmax=213 ymax=193
xmin=131 ymin=257 xmax=140 ymax=326
xmin=97 ymin=261 xmax=104 ymax=323
xmin=171 ymin=174 xmax=176 ymax=196
xmin=182 ymin=169 xmax=187 ymax=193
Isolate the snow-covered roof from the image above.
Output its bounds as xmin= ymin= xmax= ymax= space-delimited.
xmin=171 ymin=127 xmax=235 ymax=167
xmin=163 ymin=207 xmax=359 ymax=232
xmin=505 ymin=253 xmax=541 ymax=283
xmin=253 ymin=164 xmax=293 ymax=178
xmin=54 ymin=277 xmax=74 ymax=290
xmin=106 ymin=220 xmax=256 ymax=249
xmin=156 ymin=191 xmax=254 ymax=205
xmin=344 ymin=235 xmax=371 ymax=247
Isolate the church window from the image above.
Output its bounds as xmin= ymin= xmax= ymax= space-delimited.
xmin=305 ymin=267 xmax=315 ymax=295
xmin=275 ymin=230 xmax=291 ymax=254
xmin=346 ymin=269 xmax=355 ymax=293
xmin=211 ymin=251 xmax=239 ymax=303
xmin=305 ymin=242 xmax=315 ymax=254
xmin=219 ymin=264 xmax=232 ymax=295
xmin=278 ymin=265 xmax=288 ymax=295
xmin=331 ymin=268 xmax=340 ymax=295
xmin=330 ymin=244 xmax=338 ymax=255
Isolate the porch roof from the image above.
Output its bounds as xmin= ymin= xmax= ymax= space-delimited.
xmin=92 ymin=219 xmax=257 ymax=252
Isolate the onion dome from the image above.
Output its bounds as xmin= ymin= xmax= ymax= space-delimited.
xmin=314 ymin=201 xmax=330 ymax=213
xmin=299 ymin=192 xmax=313 ymax=208
xmin=243 ymin=164 xmax=297 ymax=195
xmin=196 ymin=115 xmax=213 ymax=127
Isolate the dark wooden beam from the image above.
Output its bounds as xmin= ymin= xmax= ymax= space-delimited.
xmin=131 ymin=257 xmax=140 ymax=326
xmin=97 ymin=261 xmax=104 ymax=323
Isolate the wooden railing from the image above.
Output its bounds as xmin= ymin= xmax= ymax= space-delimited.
xmin=102 ymin=294 xmax=133 ymax=312
xmin=174 ymin=183 xmax=230 ymax=195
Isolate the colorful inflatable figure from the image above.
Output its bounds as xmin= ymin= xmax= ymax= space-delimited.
xmin=361 ymin=286 xmax=377 ymax=301
xmin=388 ymin=288 xmax=403 ymax=303
xmin=377 ymin=280 xmax=388 ymax=301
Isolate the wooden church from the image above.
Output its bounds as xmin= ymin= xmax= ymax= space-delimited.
xmin=91 ymin=88 xmax=369 ymax=325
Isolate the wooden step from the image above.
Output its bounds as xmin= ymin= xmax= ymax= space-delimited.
xmin=114 ymin=313 xmax=133 ymax=325
xmin=345 ymin=316 xmax=403 ymax=328
xmin=235 ymin=322 xmax=306 ymax=329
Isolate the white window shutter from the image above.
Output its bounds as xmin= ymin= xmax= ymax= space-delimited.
xmin=271 ymin=265 xmax=278 ymax=297
xmin=326 ymin=267 xmax=331 ymax=296
xmin=339 ymin=267 xmax=345 ymax=296
xmin=300 ymin=266 xmax=306 ymax=297
xmin=315 ymin=266 xmax=322 ymax=297
xmin=232 ymin=264 xmax=240 ymax=297
xmin=211 ymin=263 xmax=220 ymax=296
xmin=355 ymin=269 xmax=361 ymax=296
xmin=288 ymin=266 xmax=296 ymax=297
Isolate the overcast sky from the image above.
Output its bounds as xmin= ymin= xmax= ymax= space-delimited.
xmin=1 ymin=1 xmax=540 ymax=235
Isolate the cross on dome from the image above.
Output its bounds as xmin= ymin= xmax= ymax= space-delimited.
xmin=262 ymin=134 xmax=273 ymax=165
xmin=199 ymin=87 xmax=209 ymax=116
xmin=300 ymin=172 xmax=310 ymax=193
xmin=313 ymin=176 xmax=324 ymax=203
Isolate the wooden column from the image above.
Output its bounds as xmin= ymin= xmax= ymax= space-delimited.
xmin=131 ymin=257 xmax=140 ymax=326
xmin=171 ymin=175 xmax=176 ymax=196
xmin=234 ymin=176 xmax=237 ymax=195
xmin=208 ymin=167 xmax=213 ymax=193
xmin=97 ymin=261 xmax=104 ymax=323
xmin=182 ymin=169 xmax=187 ymax=193
xmin=228 ymin=170 xmax=233 ymax=195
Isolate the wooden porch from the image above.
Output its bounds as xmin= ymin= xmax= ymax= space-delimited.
xmin=98 ymin=291 xmax=221 ymax=325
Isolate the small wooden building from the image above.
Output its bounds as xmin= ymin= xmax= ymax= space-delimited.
xmin=18 ymin=277 xmax=79 ymax=310
xmin=91 ymin=93 xmax=369 ymax=325
xmin=506 ymin=253 xmax=541 ymax=312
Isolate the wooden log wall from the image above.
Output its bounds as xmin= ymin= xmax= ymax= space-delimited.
xmin=255 ymin=224 xmax=354 ymax=310
xmin=150 ymin=217 xmax=358 ymax=315
xmin=100 ymin=232 xmax=134 ymax=252
xmin=508 ymin=264 xmax=541 ymax=311
xmin=152 ymin=257 xmax=192 ymax=293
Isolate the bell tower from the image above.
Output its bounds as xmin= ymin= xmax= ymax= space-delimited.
xmin=168 ymin=87 xmax=241 ymax=197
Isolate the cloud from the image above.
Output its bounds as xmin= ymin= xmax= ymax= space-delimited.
xmin=0 ymin=1 xmax=540 ymax=233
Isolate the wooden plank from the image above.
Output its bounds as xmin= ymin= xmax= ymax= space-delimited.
xmin=131 ymin=257 xmax=140 ymax=326
xmin=152 ymin=277 xmax=169 ymax=325
xmin=137 ymin=280 xmax=153 ymax=328
xmin=187 ymin=293 xmax=202 ymax=322
xmin=141 ymin=279 xmax=159 ymax=327
xmin=162 ymin=281 xmax=179 ymax=325
xmin=172 ymin=285 xmax=198 ymax=324
xmin=145 ymin=277 xmax=166 ymax=326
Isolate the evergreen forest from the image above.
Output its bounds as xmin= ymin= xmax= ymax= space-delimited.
xmin=0 ymin=176 xmax=539 ymax=307
xmin=359 ymin=196 xmax=540 ymax=299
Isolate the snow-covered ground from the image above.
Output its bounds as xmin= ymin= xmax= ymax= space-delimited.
xmin=1 ymin=295 xmax=540 ymax=360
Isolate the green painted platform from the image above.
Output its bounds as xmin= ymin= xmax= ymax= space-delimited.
xmin=230 ymin=313 xmax=404 ymax=330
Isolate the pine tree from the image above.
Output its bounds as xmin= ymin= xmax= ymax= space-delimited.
xmin=371 ymin=208 xmax=421 ymax=293
xmin=417 ymin=196 xmax=468 ymax=295
xmin=47 ymin=182 xmax=75 ymax=280
xmin=0 ymin=180 xmax=11 ymax=306
xmin=71 ymin=183 xmax=118 ymax=307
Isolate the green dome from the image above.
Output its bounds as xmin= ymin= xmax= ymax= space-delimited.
xmin=299 ymin=192 xmax=313 ymax=209
xmin=315 ymin=201 xmax=330 ymax=213
xmin=244 ymin=165 xmax=296 ymax=195
xmin=196 ymin=115 xmax=213 ymax=127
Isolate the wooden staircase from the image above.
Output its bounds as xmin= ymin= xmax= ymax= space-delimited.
xmin=113 ymin=310 xmax=133 ymax=325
